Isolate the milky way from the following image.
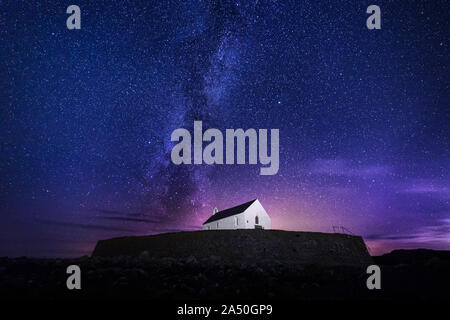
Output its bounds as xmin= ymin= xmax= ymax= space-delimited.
xmin=0 ymin=0 xmax=449 ymax=256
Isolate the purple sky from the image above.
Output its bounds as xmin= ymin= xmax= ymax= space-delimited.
xmin=0 ymin=1 xmax=449 ymax=257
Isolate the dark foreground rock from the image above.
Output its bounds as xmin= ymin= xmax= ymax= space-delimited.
xmin=0 ymin=249 xmax=448 ymax=300
xmin=92 ymin=230 xmax=373 ymax=266
xmin=0 ymin=255 xmax=367 ymax=300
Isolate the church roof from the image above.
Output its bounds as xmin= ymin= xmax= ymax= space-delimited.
xmin=202 ymin=199 xmax=257 ymax=225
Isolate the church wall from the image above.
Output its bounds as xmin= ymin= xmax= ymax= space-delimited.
xmin=202 ymin=212 xmax=246 ymax=230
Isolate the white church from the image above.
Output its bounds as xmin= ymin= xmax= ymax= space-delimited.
xmin=202 ymin=199 xmax=271 ymax=230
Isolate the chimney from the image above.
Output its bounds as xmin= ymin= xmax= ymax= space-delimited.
xmin=213 ymin=207 xmax=218 ymax=215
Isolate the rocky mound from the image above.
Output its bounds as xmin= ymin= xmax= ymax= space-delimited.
xmin=92 ymin=230 xmax=372 ymax=266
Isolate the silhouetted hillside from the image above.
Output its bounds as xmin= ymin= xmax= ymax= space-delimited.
xmin=92 ymin=230 xmax=372 ymax=266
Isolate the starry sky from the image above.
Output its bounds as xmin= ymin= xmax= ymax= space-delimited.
xmin=0 ymin=0 xmax=449 ymax=257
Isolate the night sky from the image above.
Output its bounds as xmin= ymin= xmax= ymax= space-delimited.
xmin=1 ymin=0 xmax=449 ymax=257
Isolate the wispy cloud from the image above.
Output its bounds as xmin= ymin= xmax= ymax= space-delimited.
xmin=93 ymin=207 xmax=166 ymax=224
xmin=366 ymin=234 xmax=419 ymax=241
xmin=399 ymin=179 xmax=450 ymax=198
xmin=413 ymin=219 xmax=450 ymax=243
xmin=308 ymin=159 xmax=392 ymax=178
xmin=98 ymin=216 xmax=163 ymax=224
xmin=93 ymin=208 xmax=148 ymax=216
xmin=366 ymin=218 xmax=450 ymax=245
xmin=37 ymin=219 xmax=134 ymax=232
